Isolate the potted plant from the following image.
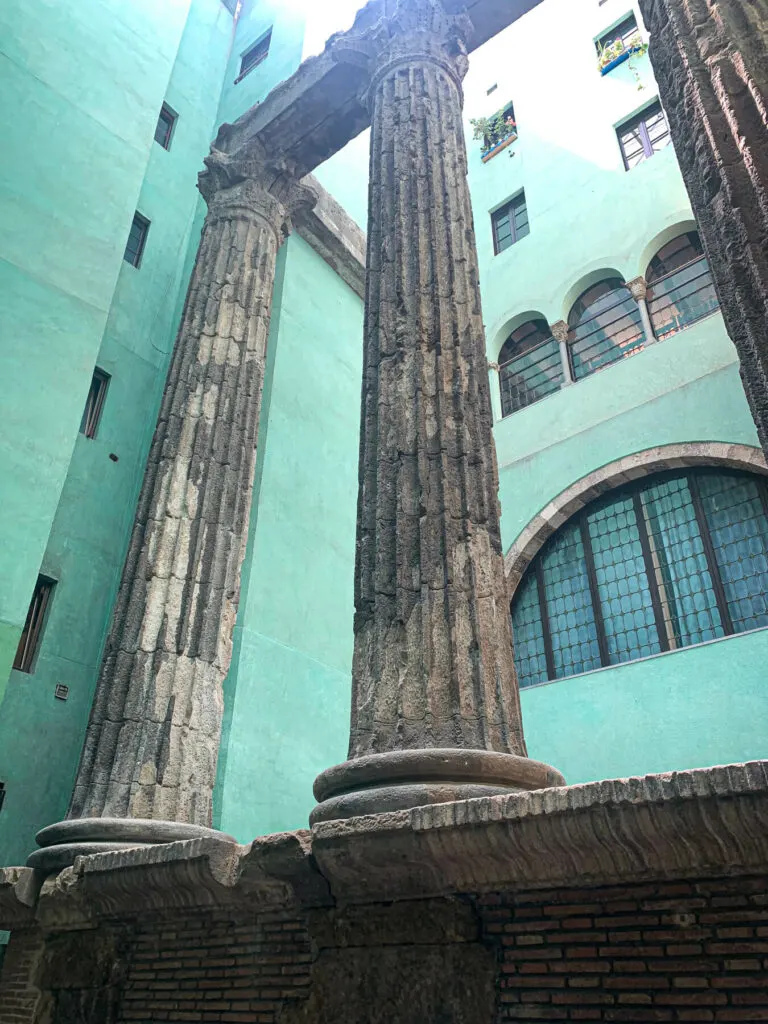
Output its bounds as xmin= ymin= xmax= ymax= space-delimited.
xmin=597 ymin=32 xmax=648 ymax=87
xmin=470 ymin=109 xmax=518 ymax=161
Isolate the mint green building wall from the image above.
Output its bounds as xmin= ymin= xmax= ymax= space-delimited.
xmin=0 ymin=0 xmax=194 ymax=697
xmin=0 ymin=0 xmax=237 ymax=868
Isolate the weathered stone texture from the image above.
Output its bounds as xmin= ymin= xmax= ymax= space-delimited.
xmin=69 ymin=150 xmax=315 ymax=826
xmin=640 ymin=0 xmax=768 ymax=450
xmin=347 ymin=0 xmax=526 ymax=758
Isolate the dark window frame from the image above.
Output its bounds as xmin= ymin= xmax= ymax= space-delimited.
xmin=80 ymin=367 xmax=111 ymax=439
xmin=617 ymin=100 xmax=670 ymax=170
xmin=646 ymin=231 xmax=720 ymax=340
xmin=511 ymin=469 xmax=768 ymax=687
xmin=491 ymin=192 xmax=529 ymax=255
xmin=499 ymin=319 xmax=563 ymax=416
xmin=124 ymin=212 xmax=150 ymax=269
xmin=154 ymin=102 xmax=178 ymax=150
xmin=596 ymin=13 xmax=639 ymax=54
xmin=13 ymin=575 xmax=56 ymax=674
xmin=235 ymin=29 xmax=272 ymax=83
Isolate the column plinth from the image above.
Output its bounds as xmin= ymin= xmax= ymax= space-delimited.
xmin=29 ymin=144 xmax=316 ymax=875
xmin=311 ymin=0 xmax=563 ymax=825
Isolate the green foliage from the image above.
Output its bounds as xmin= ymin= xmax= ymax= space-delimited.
xmin=596 ymin=33 xmax=649 ymax=89
xmin=470 ymin=109 xmax=518 ymax=152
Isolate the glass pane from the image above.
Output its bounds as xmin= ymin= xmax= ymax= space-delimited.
xmin=511 ymin=573 xmax=549 ymax=687
xmin=698 ymin=472 xmax=768 ymax=633
xmin=540 ymin=524 xmax=601 ymax=678
xmin=569 ymin=282 xmax=645 ymax=381
xmin=647 ymin=256 xmax=720 ymax=339
xmin=640 ymin=476 xmax=724 ymax=646
xmin=586 ymin=495 xmax=661 ymax=663
xmin=620 ymin=126 xmax=647 ymax=168
xmin=500 ymin=338 xmax=562 ymax=415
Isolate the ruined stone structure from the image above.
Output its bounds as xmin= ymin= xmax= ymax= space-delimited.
xmin=5 ymin=0 xmax=768 ymax=1018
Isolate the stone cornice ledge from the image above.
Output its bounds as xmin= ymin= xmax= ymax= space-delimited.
xmin=295 ymin=175 xmax=366 ymax=298
xmin=310 ymin=761 xmax=768 ymax=903
xmin=3 ymin=763 xmax=767 ymax=929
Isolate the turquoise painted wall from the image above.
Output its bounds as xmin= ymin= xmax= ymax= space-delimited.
xmin=0 ymin=0 xmax=193 ymax=697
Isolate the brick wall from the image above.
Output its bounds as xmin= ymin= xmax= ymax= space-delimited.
xmin=118 ymin=910 xmax=312 ymax=1023
xmin=480 ymin=877 xmax=768 ymax=1022
xmin=0 ymin=930 xmax=44 ymax=1024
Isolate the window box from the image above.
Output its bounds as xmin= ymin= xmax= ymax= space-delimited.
xmin=481 ymin=130 xmax=518 ymax=162
xmin=471 ymin=102 xmax=517 ymax=162
xmin=599 ymin=45 xmax=641 ymax=74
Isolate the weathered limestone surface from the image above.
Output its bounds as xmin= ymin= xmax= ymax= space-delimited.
xmin=640 ymin=0 xmax=768 ymax=450
xmin=69 ymin=145 xmax=315 ymax=827
xmin=345 ymin=0 xmax=526 ymax=758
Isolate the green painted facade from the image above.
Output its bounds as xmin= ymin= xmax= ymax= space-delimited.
xmin=0 ymin=0 xmax=765 ymax=871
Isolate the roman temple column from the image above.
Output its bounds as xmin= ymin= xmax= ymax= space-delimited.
xmin=311 ymin=0 xmax=564 ymax=823
xmin=639 ymin=0 xmax=768 ymax=448
xmin=29 ymin=144 xmax=316 ymax=873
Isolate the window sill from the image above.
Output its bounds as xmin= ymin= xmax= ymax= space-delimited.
xmin=599 ymin=45 xmax=641 ymax=75
xmin=481 ymin=133 xmax=518 ymax=163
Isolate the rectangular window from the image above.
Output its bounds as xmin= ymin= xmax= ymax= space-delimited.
xmin=596 ymin=13 xmax=639 ymax=53
xmin=617 ymin=101 xmax=671 ymax=170
xmin=13 ymin=576 xmax=56 ymax=674
xmin=124 ymin=212 xmax=150 ymax=268
xmin=492 ymin=192 xmax=529 ymax=255
xmin=0 ymin=782 xmax=5 ymax=813
xmin=154 ymin=102 xmax=177 ymax=150
xmin=237 ymin=29 xmax=272 ymax=82
xmin=80 ymin=368 xmax=110 ymax=439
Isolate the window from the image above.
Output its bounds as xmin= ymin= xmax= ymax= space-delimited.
xmin=646 ymin=231 xmax=720 ymax=340
xmin=499 ymin=319 xmax=562 ymax=416
xmin=80 ymin=368 xmax=110 ymax=439
xmin=237 ymin=30 xmax=272 ymax=81
xmin=511 ymin=469 xmax=768 ymax=687
xmin=154 ymin=102 xmax=177 ymax=150
xmin=617 ymin=101 xmax=671 ymax=169
xmin=124 ymin=212 xmax=150 ymax=268
xmin=0 ymin=782 xmax=5 ymax=814
xmin=13 ymin=576 xmax=56 ymax=674
xmin=481 ymin=101 xmax=517 ymax=156
xmin=567 ymin=278 xmax=645 ymax=381
xmin=597 ymin=14 xmax=639 ymax=53
xmin=492 ymin=193 xmax=529 ymax=254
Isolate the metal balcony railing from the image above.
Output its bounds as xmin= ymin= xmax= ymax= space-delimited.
xmin=500 ymin=337 xmax=563 ymax=416
xmin=647 ymin=255 xmax=720 ymax=341
xmin=569 ymin=295 xmax=645 ymax=381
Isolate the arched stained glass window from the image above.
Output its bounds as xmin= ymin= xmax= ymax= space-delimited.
xmin=511 ymin=468 xmax=768 ymax=687
xmin=499 ymin=319 xmax=562 ymax=416
xmin=646 ymin=231 xmax=720 ymax=340
xmin=567 ymin=278 xmax=645 ymax=381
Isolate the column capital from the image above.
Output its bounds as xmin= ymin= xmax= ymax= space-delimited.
xmin=488 ymin=360 xmax=500 ymax=372
xmin=331 ymin=0 xmax=472 ymax=100
xmin=627 ymin=275 xmax=648 ymax=301
xmin=198 ymin=140 xmax=318 ymax=243
xmin=549 ymin=319 xmax=569 ymax=343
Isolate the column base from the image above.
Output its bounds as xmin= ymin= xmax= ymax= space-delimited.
xmin=27 ymin=817 xmax=237 ymax=876
xmin=310 ymin=748 xmax=565 ymax=825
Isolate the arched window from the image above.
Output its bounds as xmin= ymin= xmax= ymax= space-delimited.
xmin=499 ymin=319 xmax=562 ymax=416
xmin=511 ymin=468 xmax=768 ymax=687
xmin=646 ymin=231 xmax=720 ymax=340
xmin=567 ymin=278 xmax=645 ymax=381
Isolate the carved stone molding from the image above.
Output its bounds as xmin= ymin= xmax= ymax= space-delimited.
xmin=549 ymin=319 xmax=568 ymax=343
xmin=627 ymin=275 xmax=648 ymax=301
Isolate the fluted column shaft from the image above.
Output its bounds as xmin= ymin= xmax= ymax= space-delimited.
xmin=70 ymin=160 xmax=311 ymax=826
xmin=349 ymin=1 xmax=526 ymax=759
xmin=639 ymin=0 xmax=768 ymax=449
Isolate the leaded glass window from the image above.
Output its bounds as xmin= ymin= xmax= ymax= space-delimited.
xmin=646 ymin=232 xmax=720 ymax=340
xmin=567 ymin=278 xmax=645 ymax=381
xmin=511 ymin=469 xmax=768 ymax=687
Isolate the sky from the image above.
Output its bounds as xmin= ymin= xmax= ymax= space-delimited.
xmin=299 ymin=0 xmax=368 ymax=59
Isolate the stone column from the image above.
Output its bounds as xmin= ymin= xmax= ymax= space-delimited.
xmin=627 ymin=276 xmax=656 ymax=344
xmin=638 ymin=0 xmax=768 ymax=449
xmin=550 ymin=320 xmax=574 ymax=386
xmin=312 ymin=0 xmax=563 ymax=823
xmin=30 ymin=145 xmax=315 ymax=874
xmin=488 ymin=360 xmax=503 ymax=420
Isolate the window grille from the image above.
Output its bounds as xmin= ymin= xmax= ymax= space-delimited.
xmin=617 ymin=101 xmax=671 ymax=169
xmin=646 ymin=232 xmax=720 ymax=340
xmin=499 ymin=319 xmax=562 ymax=416
xmin=124 ymin=212 xmax=150 ymax=268
xmin=492 ymin=192 xmax=529 ymax=255
xmin=511 ymin=469 xmax=768 ymax=687
xmin=154 ymin=102 xmax=177 ymax=150
xmin=237 ymin=30 xmax=272 ymax=81
xmin=80 ymin=368 xmax=110 ymax=439
xmin=13 ymin=576 xmax=56 ymax=674
xmin=567 ymin=278 xmax=645 ymax=381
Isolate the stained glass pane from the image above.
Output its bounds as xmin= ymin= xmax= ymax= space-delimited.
xmin=697 ymin=472 xmax=768 ymax=633
xmin=586 ymin=495 xmax=661 ymax=663
xmin=640 ymin=476 xmax=723 ymax=646
xmin=511 ymin=573 xmax=548 ymax=687
xmin=540 ymin=524 xmax=601 ymax=678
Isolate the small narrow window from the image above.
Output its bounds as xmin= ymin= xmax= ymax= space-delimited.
xmin=617 ymin=101 xmax=671 ymax=170
xmin=13 ymin=576 xmax=56 ymax=674
xmin=154 ymin=102 xmax=177 ymax=150
xmin=236 ymin=29 xmax=272 ymax=82
xmin=492 ymin=192 xmax=529 ymax=255
xmin=124 ymin=212 xmax=150 ymax=268
xmin=0 ymin=782 xmax=5 ymax=813
xmin=80 ymin=368 xmax=111 ymax=439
